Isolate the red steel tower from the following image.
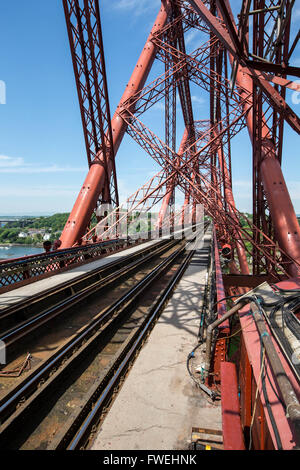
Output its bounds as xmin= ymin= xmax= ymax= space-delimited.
xmin=61 ymin=0 xmax=300 ymax=281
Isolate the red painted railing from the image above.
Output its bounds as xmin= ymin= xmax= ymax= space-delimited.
xmin=0 ymin=238 xmax=127 ymax=292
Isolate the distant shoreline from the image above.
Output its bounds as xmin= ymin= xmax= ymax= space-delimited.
xmin=0 ymin=243 xmax=43 ymax=248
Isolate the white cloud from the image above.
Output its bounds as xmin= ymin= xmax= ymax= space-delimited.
xmin=0 ymin=185 xmax=79 ymax=198
xmin=152 ymin=101 xmax=165 ymax=111
xmin=0 ymin=185 xmax=80 ymax=213
xmin=292 ymin=7 xmax=300 ymax=22
xmin=0 ymin=155 xmax=86 ymax=174
xmin=185 ymin=30 xmax=198 ymax=46
xmin=149 ymin=93 xmax=206 ymax=112
xmin=0 ymin=165 xmax=87 ymax=174
xmin=191 ymin=95 xmax=205 ymax=106
xmin=232 ymin=180 xmax=252 ymax=189
xmin=292 ymin=56 xmax=300 ymax=66
xmin=110 ymin=0 xmax=160 ymax=17
xmin=285 ymin=181 xmax=300 ymax=201
xmin=0 ymin=155 xmax=24 ymax=168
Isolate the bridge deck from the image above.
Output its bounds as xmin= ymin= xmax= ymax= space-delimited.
xmin=91 ymin=231 xmax=222 ymax=451
xmin=0 ymin=240 xmax=159 ymax=310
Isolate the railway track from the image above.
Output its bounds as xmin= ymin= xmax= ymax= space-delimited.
xmin=0 ymin=228 xmax=205 ymax=450
xmin=0 ymin=237 xmax=178 ymax=358
xmin=0 ymin=236 xmax=183 ymax=400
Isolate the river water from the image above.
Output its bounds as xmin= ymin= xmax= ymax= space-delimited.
xmin=0 ymin=245 xmax=44 ymax=260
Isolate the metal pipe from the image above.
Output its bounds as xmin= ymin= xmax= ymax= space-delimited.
xmin=205 ymin=294 xmax=300 ymax=446
xmin=204 ymin=299 xmax=247 ymax=377
xmin=251 ymin=301 xmax=300 ymax=447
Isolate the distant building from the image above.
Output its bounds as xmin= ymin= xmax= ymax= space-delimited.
xmin=28 ymin=229 xmax=45 ymax=236
xmin=18 ymin=229 xmax=52 ymax=240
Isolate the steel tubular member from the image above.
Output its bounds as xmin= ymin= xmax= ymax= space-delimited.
xmin=62 ymin=0 xmax=119 ymax=224
xmin=204 ymin=300 xmax=247 ymax=378
xmin=187 ymin=0 xmax=300 ymax=276
xmin=250 ymin=301 xmax=300 ymax=448
xmin=60 ymin=1 xmax=172 ymax=248
xmin=157 ymin=128 xmax=189 ymax=227
xmin=205 ymin=293 xmax=300 ymax=447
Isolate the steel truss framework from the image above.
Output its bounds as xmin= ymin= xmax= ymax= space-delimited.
xmin=61 ymin=0 xmax=300 ymax=281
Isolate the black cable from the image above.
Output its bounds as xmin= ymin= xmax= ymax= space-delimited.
xmin=186 ymin=348 xmax=220 ymax=402
xmin=230 ymin=293 xmax=300 ymax=345
xmin=259 ymin=336 xmax=283 ymax=450
xmin=267 ymin=294 xmax=300 ymax=340
xmin=245 ymin=298 xmax=286 ymax=449
xmin=264 ymin=364 xmax=286 ymax=409
xmin=255 ymin=292 xmax=300 ymax=345
xmin=246 ymin=291 xmax=300 ymax=344
xmin=187 ymin=352 xmax=201 ymax=388
xmin=214 ymin=294 xmax=241 ymax=307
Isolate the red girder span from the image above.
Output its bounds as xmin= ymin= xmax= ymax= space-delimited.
xmin=214 ymin=138 xmax=249 ymax=275
xmin=60 ymin=0 xmax=172 ymax=248
xmin=228 ymin=37 xmax=300 ymax=278
xmin=157 ymin=128 xmax=189 ymax=228
xmin=188 ymin=0 xmax=300 ymax=277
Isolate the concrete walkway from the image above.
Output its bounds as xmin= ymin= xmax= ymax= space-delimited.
xmin=91 ymin=233 xmax=222 ymax=451
xmin=0 ymin=240 xmax=159 ymax=310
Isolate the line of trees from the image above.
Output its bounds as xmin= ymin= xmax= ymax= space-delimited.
xmin=0 ymin=213 xmax=69 ymax=245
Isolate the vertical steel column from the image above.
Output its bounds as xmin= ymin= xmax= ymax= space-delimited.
xmin=157 ymin=128 xmax=189 ymax=227
xmin=62 ymin=0 xmax=119 ymax=221
xmin=232 ymin=67 xmax=300 ymax=277
xmin=188 ymin=0 xmax=300 ymax=276
xmin=223 ymin=0 xmax=300 ymax=277
xmin=215 ymin=142 xmax=250 ymax=274
xmin=60 ymin=1 xmax=172 ymax=248
xmin=157 ymin=21 xmax=178 ymax=230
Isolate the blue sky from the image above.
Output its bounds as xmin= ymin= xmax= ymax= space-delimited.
xmin=0 ymin=0 xmax=299 ymax=216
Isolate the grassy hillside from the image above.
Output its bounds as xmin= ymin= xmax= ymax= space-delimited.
xmin=0 ymin=213 xmax=69 ymax=245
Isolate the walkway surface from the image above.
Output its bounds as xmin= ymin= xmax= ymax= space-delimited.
xmin=91 ymin=232 xmax=222 ymax=451
xmin=0 ymin=240 xmax=159 ymax=310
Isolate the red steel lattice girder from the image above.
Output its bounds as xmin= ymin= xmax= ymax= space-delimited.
xmin=60 ymin=0 xmax=300 ymax=280
xmin=63 ymin=0 xmax=119 ymax=213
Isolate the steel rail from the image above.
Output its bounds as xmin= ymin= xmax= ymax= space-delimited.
xmin=0 ymin=238 xmax=167 ymax=320
xmin=0 ymin=235 xmax=198 ymax=449
xmin=0 ymin=239 xmax=182 ymax=419
xmin=61 ymin=247 xmax=196 ymax=450
xmin=0 ymin=239 xmax=176 ymax=347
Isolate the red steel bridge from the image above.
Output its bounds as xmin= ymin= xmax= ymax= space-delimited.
xmin=60 ymin=0 xmax=300 ymax=283
xmin=0 ymin=0 xmax=300 ymax=452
